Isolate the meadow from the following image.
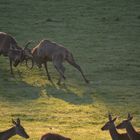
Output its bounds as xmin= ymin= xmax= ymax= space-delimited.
xmin=0 ymin=0 xmax=140 ymax=139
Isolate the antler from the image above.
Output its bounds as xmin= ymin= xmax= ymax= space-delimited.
xmin=24 ymin=40 xmax=34 ymax=49
xmin=12 ymin=119 xmax=17 ymax=125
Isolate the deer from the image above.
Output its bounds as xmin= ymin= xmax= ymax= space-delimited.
xmin=101 ymin=113 xmax=130 ymax=140
xmin=116 ymin=113 xmax=140 ymax=140
xmin=0 ymin=118 xmax=29 ymax=140
xmin=27 ymin=39 xmax=89 ymax=85
xmin=41 ymin=133 xmax=71 ymax=140
xmin=0 ymin=32 xmax=32 ymax=74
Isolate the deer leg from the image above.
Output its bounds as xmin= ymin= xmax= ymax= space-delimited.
xmin=57 ymin=64 xmax=65 ymax=85
xmin=9 ymin=59 xmax=14 ymax=75
xmin=53 ymin=60 xmax=66 ymax=85
xmin=44 ymin=62 xmax=51 ymax=81
xmin=67 ymin=59 xmax=89 ymax=83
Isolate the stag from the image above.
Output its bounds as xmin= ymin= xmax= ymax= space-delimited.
xmin=116 ymin=113 xmax=140 ymax=140
xmin=41 ymin=133 xmax=71 ymax=140
xmin=0 ymin=118 xmax=29 ymax=140
xmin=0 ymin=32 xmax=32 ymax=74
xmin=101 ymin=113 xmax=130 ymax=140
xmin=28 ymin=39 xmax=89 ymax=84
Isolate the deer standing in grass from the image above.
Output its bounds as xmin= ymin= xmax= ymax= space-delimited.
xmin=41 ymin=133 xmax=71 ymax=140
xmin=0 ymin=118 xmax=29 ymax=140
xmin=101 ymin=114 xmax=130 ymax=140
xmin=116 ymin=113 xmax=140 ymax=140
xmin=29 ymin=39 xmax=89 ymax=85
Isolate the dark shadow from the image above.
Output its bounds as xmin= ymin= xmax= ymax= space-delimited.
xmin=0 ymin=58 xmax=93 ymax=105
xmin=0 ymin=68 xmax=40 ymax=102
xmin=42 ymin=82 xmax=94 ymax=105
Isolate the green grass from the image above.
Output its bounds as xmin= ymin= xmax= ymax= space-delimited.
xmin=0 ymin=0 xmax=140 ymax=139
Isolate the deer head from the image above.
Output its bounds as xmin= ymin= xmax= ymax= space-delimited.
xmin=12 ymin=118 xmax=29 ymax=139
xmin=8 ymin=47 xmax=24 ymax=66
xmin=101 ymin=113 xmax=117 ymax=131
xmin=116 ymin=113 xmax=133 ymax=129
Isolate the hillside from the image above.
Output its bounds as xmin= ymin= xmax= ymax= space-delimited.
xmin=0 ymin=0 xmax=140 ymax=140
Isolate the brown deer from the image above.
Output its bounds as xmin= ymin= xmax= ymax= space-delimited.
xmin=41 ymin=133 xmax=71 ymax=140
xmin=101 ymin=114 xmax=130 ymax=140
xmin=0 ymin=118 xmax=29 ymax=140
xmin=116 ymin=113 xmax=140 ymax=140
xmin=29 ymin=39 xmax=89 ymax=85
xmin=0 ymin=32 xmax=32 ymax=74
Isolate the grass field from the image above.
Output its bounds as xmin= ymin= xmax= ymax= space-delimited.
xmin=0 ymin=0 xmax=140 ymax=139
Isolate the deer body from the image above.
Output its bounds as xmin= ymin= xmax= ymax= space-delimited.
xmin=101 ymin=114 xmax=130 ymax=140
xmin=0 ymin=118 xmax=29 ymax=140
xmin=41 ymin=133 xmax=71 ymax=140
xmin=108 ymin=128 xmax=129 ymax=140
xmin=116 ymin=114 xmax=140 ymax=140
xmin=31 ymin=39 xmax=89 ymax=84
xmin=125 ymin=123 xmax=140 ymax=140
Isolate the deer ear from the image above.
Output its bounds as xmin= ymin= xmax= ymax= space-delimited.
xmin=108 ymin=113 xmax=112 ymax=121
xmin=16 ymin=118 xmax=21 ymax=125
xmin=127 ymin=113 xmax=133 ymax=120
xmin=12 ymin=119 xmax=17 ymax=125
xmin=128 ymin=113 xmax=131 ymax=118
xmin=112 ymin=117 xmax=117 ymax=122
xmin=24 ymin=40 xmax=34 ymax=49
xmin=129 ymin=116 xmax=133 ymax=121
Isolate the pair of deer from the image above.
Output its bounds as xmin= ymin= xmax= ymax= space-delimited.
xmin=101 ymin=113 xmax=140 ymax=140
xmin=0 ymin=118 xmax=71 ymax=140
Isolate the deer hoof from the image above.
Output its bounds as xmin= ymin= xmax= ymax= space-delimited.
xmin=48 ymin=77 xmax=51 ymax=81
xmin=85 ymin=79 xmax=90 ymax=84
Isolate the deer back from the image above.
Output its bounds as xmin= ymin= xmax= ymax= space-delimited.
xmin=0 ymin=32 xmax=21 ymax=56
xmin=41 ymin=133 xmax=71 ymax=140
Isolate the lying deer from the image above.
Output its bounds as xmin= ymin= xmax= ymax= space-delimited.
xmin=41 ymin=133 xmax=71 ymax=140
xmin=0 ymin=32 xmax=32 ymax=74
xmin=0 ymin=118 xmax=29 ymax=140
xmin=29 ymin=39 xmax=89 ymax=84
xmin=101 ymin=114 xmax=130 ymax=140
xmin=116 ymin=113 xmax=140 ymax=140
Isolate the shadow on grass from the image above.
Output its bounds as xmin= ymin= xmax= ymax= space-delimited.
xmin=0 ymin=65 xmax=93 ymax=105
xmin=0 ymin=69 xmax=40 ymax=102
xmin=43 ymin=82 xmax=94 ymax=105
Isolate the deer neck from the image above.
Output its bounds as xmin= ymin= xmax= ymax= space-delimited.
xmin=126 ymin=122 xmax=137 ymax=140
xmin=0 ymin=127 xmax=16 ymax=140
xmin=109 ymin=127 xmax=119 ymax=140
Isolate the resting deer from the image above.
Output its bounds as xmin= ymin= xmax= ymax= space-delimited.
xmin=29 ymin=39 xmax=89 ymax=85
xmin=101 ymin=114 xmax=130 ymax=140
xmin=0 ymin=118 xmax=29 ymax=140
xmin=116 ymin=113 xmax=140 ymax=140
xmin=41 ymin=133 xmax=71 ymax=140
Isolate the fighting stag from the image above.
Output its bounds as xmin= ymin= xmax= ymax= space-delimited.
xmin=0 ymin=32 xmax=32 ymax=74
xmin=28 ymin=39 xmax=89 ymax=84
